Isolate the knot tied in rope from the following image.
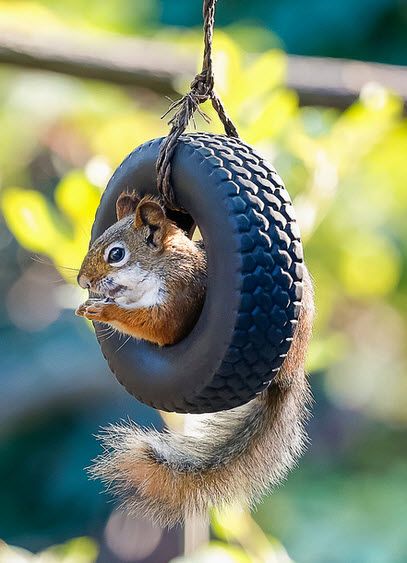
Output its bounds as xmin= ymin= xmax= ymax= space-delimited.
xmin=156 ymin=0 xmax=239 ymax=209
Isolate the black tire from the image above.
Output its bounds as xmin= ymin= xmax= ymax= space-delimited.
xmin=91 ymin=133 xmax=304 ymax=414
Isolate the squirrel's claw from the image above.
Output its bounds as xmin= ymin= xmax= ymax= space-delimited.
xmin=75 ymin=302 xmax=87 ymax=317
xmin=75 ymin=299 xmax=108 ymax=320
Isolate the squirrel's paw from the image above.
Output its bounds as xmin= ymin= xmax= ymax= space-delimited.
xmin=75 ymin=299 xmax=109 ymax=321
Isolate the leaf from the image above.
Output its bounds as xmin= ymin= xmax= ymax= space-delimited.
xmin=245 ymin=50 xmax=287 ymax=98
xmin=246 ymin=88 xmax=298 ymax=143
xmin=339 ymin=234 xmax=400 ymax=298
xmin=1 ymin=187 xmax=65 ymax=254
xmin=46 ymin=537 xmax=98 ymax=563
xmin=170 ymin=541 xmax=250 ymax=563
xmin=55 ymin=171 xmax=100 ymax=226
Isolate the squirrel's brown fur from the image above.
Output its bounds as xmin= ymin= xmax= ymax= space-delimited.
xmin=76 ymin=191 xmax=314 ymax=528
xmin=76 ymin=191 xmax=206 ymax=345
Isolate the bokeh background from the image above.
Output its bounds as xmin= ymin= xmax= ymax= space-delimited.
xmin=0 ymin=1 xmax=406 ymax=562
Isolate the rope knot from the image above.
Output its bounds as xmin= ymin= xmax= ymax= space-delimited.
xmin=190 ymin=70 xmax=214 ymax=100
xmin=156 ymin=0 xmax=238 ymax=210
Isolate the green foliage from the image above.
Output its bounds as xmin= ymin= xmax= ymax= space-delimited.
xmin=172 ymin=542 xmax=252 ymax=563
xmin=2 ymin=172 xmax=100 ymax=276
xmin=171 ymin=507 xmax=293 ymax=562
xmin=0 ymin=537 xmax=98 ymax=562
xmin=256 ymin=463 xmax=407 ymax=562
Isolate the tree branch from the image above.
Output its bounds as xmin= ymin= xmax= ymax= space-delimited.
xmin=0 ymin=27 xmax=406 ymax=110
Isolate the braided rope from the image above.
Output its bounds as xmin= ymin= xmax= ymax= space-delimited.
xmin=156 ymin=0 xmax=239 ymax=209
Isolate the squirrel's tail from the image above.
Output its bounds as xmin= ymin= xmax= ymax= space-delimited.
xmin=90 ymin=270 xmax=314 ymax=528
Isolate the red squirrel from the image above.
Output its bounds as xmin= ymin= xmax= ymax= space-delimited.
xmin=76 ymin=190 xmax=314 ymax=528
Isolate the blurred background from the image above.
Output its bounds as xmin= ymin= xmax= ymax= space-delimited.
xmin=0 ymin=0 xmax=406 ymax=562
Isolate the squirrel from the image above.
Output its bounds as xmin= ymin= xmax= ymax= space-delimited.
xmin=76 ymin=190 xmax=314 ymax=528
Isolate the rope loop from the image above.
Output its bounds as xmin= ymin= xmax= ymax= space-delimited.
xmin=156 ymin=0 xmax=239 ymax=209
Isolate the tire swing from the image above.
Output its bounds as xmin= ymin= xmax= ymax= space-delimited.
xmin=90 ymin=0 xmax=304 ymax=414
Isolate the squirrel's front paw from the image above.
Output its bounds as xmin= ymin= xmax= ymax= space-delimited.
xmin=75 ymin=299 xmax=109 ymax=322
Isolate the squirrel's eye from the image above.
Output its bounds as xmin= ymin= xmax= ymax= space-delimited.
xmin=107 ymin=246 xmax=125 ymax=264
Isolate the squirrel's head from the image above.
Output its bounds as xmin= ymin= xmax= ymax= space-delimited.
xmin=77 ymin=191 xmax=182 ymax=309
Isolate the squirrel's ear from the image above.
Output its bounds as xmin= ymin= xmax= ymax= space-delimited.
xmin=116 ymin=191 xmax=140 ymax=221
xmin=135 ymin=198 xmax=166 ymax=230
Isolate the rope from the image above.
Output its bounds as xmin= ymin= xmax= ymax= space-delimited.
xmin=156 ymin=0 xmax=239 ymax=209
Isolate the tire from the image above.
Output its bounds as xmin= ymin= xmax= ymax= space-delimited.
xmin=91 ymin=133 xmax=304 ymax=414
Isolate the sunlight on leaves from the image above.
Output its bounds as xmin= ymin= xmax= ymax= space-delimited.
xmin=211 ymin=506 xmax=293 ymax=562
xmin=339 ymin=234 xmax=400 ymax=298
xmin=0 ymin=537 xmax=98 ymax=563
xmin=2 ymin=173 xmax=100 ymax=278
xmin=171 ymin=541 xmax=251 ymax=563
xmin=2 ymin=187 xmax=65 ymax=254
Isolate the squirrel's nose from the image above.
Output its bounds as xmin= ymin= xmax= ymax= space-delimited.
xmin=78 ymin=273 xmax=92 ymax=289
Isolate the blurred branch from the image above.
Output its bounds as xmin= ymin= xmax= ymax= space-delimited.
xmin=286 ymin=56 xmax=407 ymax=111
xmin=0 ymin=27 xmax=406 ymax=109
xmin=0 ymin=28 xmax=191 ymax=96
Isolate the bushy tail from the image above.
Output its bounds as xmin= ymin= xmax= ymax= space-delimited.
xmin=89 ymin=270 xmax=314 ymax=528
